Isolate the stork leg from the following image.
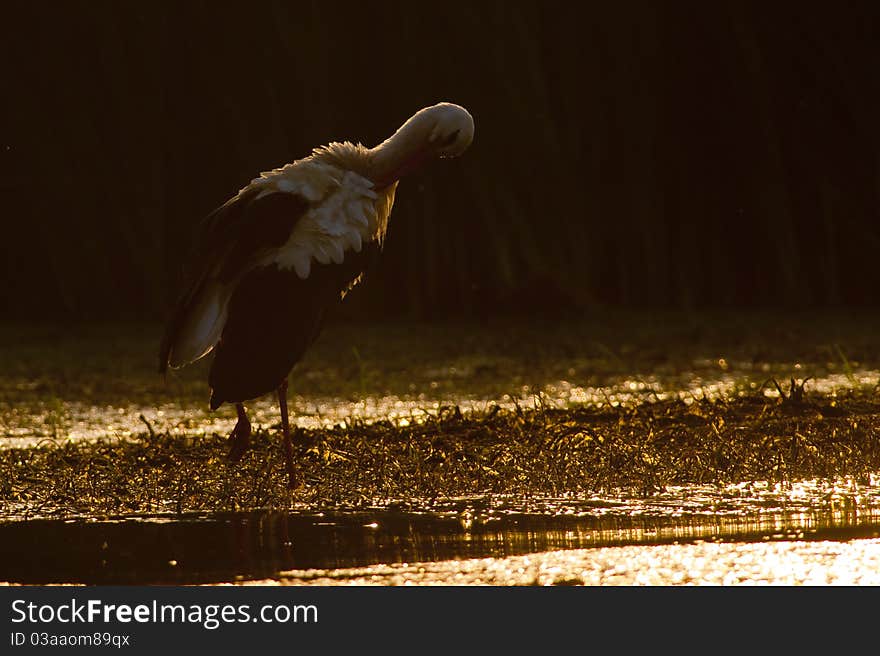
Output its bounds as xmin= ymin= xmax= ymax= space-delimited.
xmin=278 ymin=378 xmax=297 ymax=489
xmin=227 ymin=402 xmax=251 ymax=462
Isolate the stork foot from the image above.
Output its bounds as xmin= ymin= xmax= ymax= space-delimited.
xmin=227 ymin=416 xmax=251 ymax=462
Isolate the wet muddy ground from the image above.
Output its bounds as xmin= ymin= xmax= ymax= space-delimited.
xmin=2 ymin=312 xmax=880 ymax=584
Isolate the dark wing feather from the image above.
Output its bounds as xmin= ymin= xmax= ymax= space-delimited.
xmin=207 ymin=240 xmax=383 ymax=407
xmin=158 ymin=188 xmax=310 ymax=373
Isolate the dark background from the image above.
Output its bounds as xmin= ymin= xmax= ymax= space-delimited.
xmin=3 ymin=1 xmax=879 ymax=321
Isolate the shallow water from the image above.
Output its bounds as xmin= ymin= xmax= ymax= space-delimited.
xmin=2 ymin=368 xmax=877 ymax=450
xmin=3 ymin=318 xmax=880 ymax=584
xmin=3 ymin=476 xmax=879 ymax=584
xmin=2 ymin=317 xmax=878 ymax=451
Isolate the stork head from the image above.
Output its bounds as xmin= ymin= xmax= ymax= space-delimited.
xmin=424 ymin=102 xmax=475 ymax=158
xmin=368 ymin=102 xmax=474 ymax=187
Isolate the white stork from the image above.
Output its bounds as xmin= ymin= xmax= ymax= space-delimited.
xmin=159 ymin=102 xmax=474 ymax=488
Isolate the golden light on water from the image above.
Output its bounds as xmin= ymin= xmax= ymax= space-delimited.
xmin=5 ymin=358 xmax=880 ymax=586
xmin=270 ymin=538 xmax=880 ymax=586
xmin=4 ymin=368 xmax=878 ymax=450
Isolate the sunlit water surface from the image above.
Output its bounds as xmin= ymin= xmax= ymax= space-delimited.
xmin=3 ymin=359 xmax=880 ymax=585
xmin=2 ymin=476 xmax=879 ymax=585
xmin=3 ymin=368 xmax=877 ymax=449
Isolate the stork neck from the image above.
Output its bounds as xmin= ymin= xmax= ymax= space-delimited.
xmin=368 ymin=112 xmax=434 ymax=188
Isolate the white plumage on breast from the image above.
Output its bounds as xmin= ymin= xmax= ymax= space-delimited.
xmin=166 ymin=158 xmax=392 ymax=369
xmin=259 ymin=164 xmax=387 ymax=279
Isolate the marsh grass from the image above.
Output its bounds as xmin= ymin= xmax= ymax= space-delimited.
xmin=3 ymin=313 xmax=880 ymax=519
xmin=3 ymin=387 xmax=880 ymax=519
